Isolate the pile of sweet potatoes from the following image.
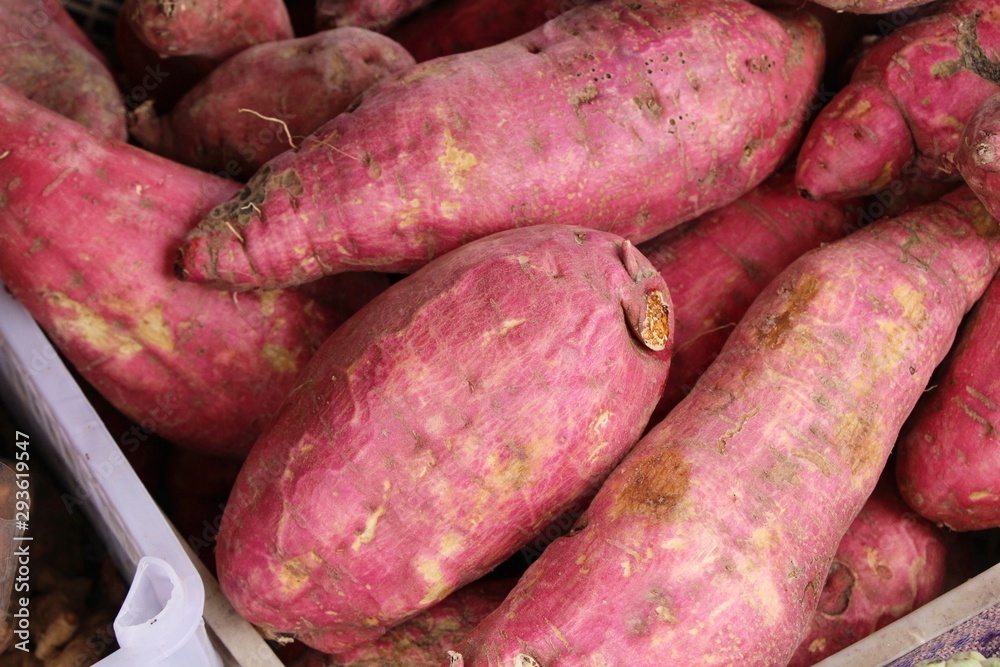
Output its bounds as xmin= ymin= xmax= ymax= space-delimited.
xmin=2 ymin=0 xmax=1000 ymax=665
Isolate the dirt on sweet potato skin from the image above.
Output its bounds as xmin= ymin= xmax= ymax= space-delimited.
xmin=0 ymin=0 xmax=126 ymax=140
xmin=958 ymin=92 xmax=1000 ymax=221
xmin=451 ymin=188 xmax=1000 ymax=666
xmin=216 ymin=226 xmax=673 ymax=653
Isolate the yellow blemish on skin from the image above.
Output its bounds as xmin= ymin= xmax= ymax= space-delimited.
xmin=752 ymin=574 xmax=782 ymax=623
xmin=751 ymin=527 xmax=775 ymax=553
xmin=969 ymin=491 xmax=994 ymax=501
xmin=438 ymin=129 xmax=478 ymax=192
xmin=278 ymin=557 xmax=311 ymax=593
xmin=872 ymin=161 xmax=895 ymax=191
xmin=823 ymin=132 xmax=836 ymax=147
xmin=383 ymin=480 xmax=391 ymax=492
xmin=258 ymin=290 xmax=280 ymax=317
xmin=655 ymin=605 xmax=677 ymax=623
xmin=808 ymin=638 xmax=827 ymax=653
xmin=440 ymin=201 xmax=461 ymax=219
xmin=47 ymin=293 xmax=143 ymax=356
xmin=261 ymin=344 xmax=299 ymax=373
xmin=846 ymin=99 xmax=872 ymax=119
xmin=362 ymin=617 xmax=379 ymax=627
xmin=482 ymin=318 xmax=526 ymax=345
xmin=893 ymin=284 xmax=926 ymax=328
xmin=661 ymin=537 xmax=686 ymax=550
xmin=391 ymin=198 xmax=423 ymax=228
xmin=352 ymin=505 xmax=385 ymax=551
xmin=591 ymin=410 xmax=611 ymax=434
xmin=136 ymin=305 xmax=174 ymax=352
xmin=621 ymin=560 xmax=632 ymax=577
xmin=417 ymin=559 xmax=450 ymax=606
xmin=439 ymin=532 xmax=465 ymax=558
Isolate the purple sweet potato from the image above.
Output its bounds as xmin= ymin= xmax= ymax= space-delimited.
xmin=639 ymin=173 xmax=853 ymax=418
xmin=0 ymin=0 xmax=126 ymax=140
xmin=896 ymin=274 xmax=1000 ymax=531
xmin=388 ymin=0 xmax=588 ymax=63
xmin=0 ymin=85 xmax=338 ymax=458
xmin=124 ymin=0 xmax=294 ymax=60
xmin=129 ymin=29 xmax=415 ymax=176
xmin=215 ymin=225 xmax=674 ymax=652
xmin=451 ymin=187 xmax=1000 ymax=666
xmin=175 ymin=0 xmax=823 ymax=291
xmin=787 ymin=477 xmax=949 ymax=667
xmin=795 ymin=0 xmax=1000 ymax=200
xmin=316 ymin=0 xmax=437 ymax=31
xmin=957 ymin=93 xmax=1000 ymax=220
xmin=294 ymin=579 xmax=515 ymax=667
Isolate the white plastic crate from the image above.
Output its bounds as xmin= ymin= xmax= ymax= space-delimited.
xmin=0 ymin=283 xmax=282 ymax=666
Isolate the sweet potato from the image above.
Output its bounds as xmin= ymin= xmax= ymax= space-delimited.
xmin=175 ymin=0 xmax=823 ymax=291
xmin=294 ymin=579 xmax=516 ymax=667
xmin=0 ymin=85 xmax=338 ymax=458
xmin=388 ymin=0 xmax=587 ymax=62
xmin=129 ymin=29 xmax=416 ymax=176
xmin=896 ymin=274 xmax=1000 ymax=531
xmin=124 ymin=0 xmax=294 ymax=60
xmin=316 ymin=0 xmax=437 ymax=31
xmin=795 ymin=0 xmax=1000 ymax=200
xmin=957 ymin=93 xmax=1000 ymax=220
xmin=451 ymin=186 xmax=1000 ymax=666
xmin=215 ymin=225 xmax=674 ymax=652
xmin=638 ymin=173 xmax=852 ymax=418
xmin=787 ymin=476 xmax=949 ymax=667
xmin=0 ymin=0 xmax=126 ymax=140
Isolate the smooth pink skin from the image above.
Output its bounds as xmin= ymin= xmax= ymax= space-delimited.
xmin=0 ymin=0 xmax=126 ymax=140
xmin=216 ymin=226 xmax=674 ymax=652
xmin=0 ymin=86 xmax=338 ymax=458
xmin=125 ymin=0 xmax=294 ymax=60
xmin=957 ymin=93 xmax=1000 ymax=220
xmin=316 ymin=0 xmax=437 ymax=31
xmin=294 ymin=580 xmax=516 ymax=667
xmin=452 ymin=188 xmax=1000 ymax=667
xmin=796 ymin=0 xmax=1000 ymax=200
xmin=129 ymin=29 xmax=415 ymax=177
xmin=896 ymin=275 xmax=1000 ymax=531
xmin=176 ymin=0 xmax=823 ymax=291
xmin=389 ymin=0 xmax=590 ymax=63
xmin=639 ymin=173 xmax=853 ymax=419
xmin=786 ymin=479 xmax=949 ymax=667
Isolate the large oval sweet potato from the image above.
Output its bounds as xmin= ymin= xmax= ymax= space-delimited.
xmin=216 ymin=225 xmax=673 ymax=652
xmin=176 ymin=0 xmax=823 ymax=291
xmin=451 ymin=187 xmax=1000 ymax=666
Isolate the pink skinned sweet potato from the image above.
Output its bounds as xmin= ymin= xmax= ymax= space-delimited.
xmin=388 ymin=0 xmax=592 ymax=63
xmin=316 ymin=0 xmax=437 ymax=32
xmin=896 ymin=274 xmax=1000 ymax=531
xmin=215 ymin=225 xmax=674 ymax=652
xmin=957 ymin=93 xmax=1000 ymax=220
xmin=450 ymin=187 xmax=1000 ymax=666
xmin=0 ymin=85 xmax=339 ymax=458
xmin=175 ymin=0 xmax=824 ymax=291
xmin=0 ymin=0 xmax=126 ymax=140
xmin=795 ymin=0 xmax=1000 ymax=200
xmin=293 ymin=579 xmax=516 ymax=667
xmin=128 ymin=29 xmax=416 ymax=177
xmin=124 ymin=0 xmax=294 ymax=60
xmin=786 ymin=477 xmax=949 ymax=667
xmin=639 ymin=173 xmax=854 ymax=419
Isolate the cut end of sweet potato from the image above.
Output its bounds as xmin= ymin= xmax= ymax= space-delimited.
xmin=640 ymin=291 xmax=670 ymax=352
xmin=796 ymin=83 xmax=914 ymax=200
